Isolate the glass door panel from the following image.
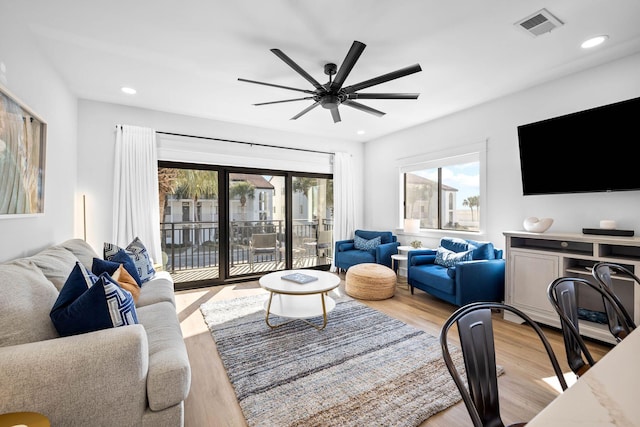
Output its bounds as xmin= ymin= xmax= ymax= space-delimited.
xmin=292 ymin=176 xmax=333 ymax=268
xmin=158 ymin=167 xmax=219 ymax=285
xmin=228 ymin=173 xmax=285 ymax=276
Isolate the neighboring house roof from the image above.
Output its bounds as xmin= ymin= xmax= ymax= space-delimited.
xmin=229 ymin=173 xmax=274 ymax=189
xmin=406 ymin=172 xmax=458 ymax=192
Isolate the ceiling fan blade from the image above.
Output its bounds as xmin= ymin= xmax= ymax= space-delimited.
xmin=348 ymin=93 xmax=420 ymax=100
xmin=330 ymin=108 xmax=341 ymax=123
xmin=329 ymin=41 xmax=366 ymax=92
xmin=238 ymin=78 xmax=315 ymax=94
xmin=291 ymin=101 xmax=321 ymax=120
xmin=343 ymin=64 xmax=422 ymax=94
xmin=342 ymin=100 xmax=386 ymax=117
xmin=271 ymin=49 xmax=324 ymax=91
xmin=253 ymin=97 xmax=315 ymax=106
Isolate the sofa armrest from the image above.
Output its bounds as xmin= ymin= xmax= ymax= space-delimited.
xmin=335 ymin=239 xmax=355 ymax=252
xmin=454 ymin=259 xmax=506 ymax=304
xmin=0 ymin=325 xmax=149 ymax=426
xmin=375 ymin=242 xmax=400 ymax=268
xmin=408 ymin=249 xmax=437 ymax=266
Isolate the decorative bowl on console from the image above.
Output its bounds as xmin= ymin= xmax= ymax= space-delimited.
xmin=523 ymin=217 xmax=554 ymax=233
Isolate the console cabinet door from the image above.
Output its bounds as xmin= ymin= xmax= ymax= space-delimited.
xmin=507 ymin=250 xmax=560 ymax=323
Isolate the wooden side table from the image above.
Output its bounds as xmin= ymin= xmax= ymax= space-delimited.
xmin=0 ymin=412 xmax=50 ymax=427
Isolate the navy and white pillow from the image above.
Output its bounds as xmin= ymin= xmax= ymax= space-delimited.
xmin=434 ymin=247 xmax=473 ymax=268
xmin=104 ymin=237 xmax=155 ymax=284
xmin=354 ymin=235 xmax=382 ymax=251
xmin=50 ymin=262 xmax=138 ymax=337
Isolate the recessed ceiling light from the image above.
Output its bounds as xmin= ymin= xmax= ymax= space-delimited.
xmin=357 ymin=130 xmax=365 ymax=135
xmin=121 ymin=87 xmax=137 ymax=95
xmin=581 ymin=35 xmax=608 ymax=49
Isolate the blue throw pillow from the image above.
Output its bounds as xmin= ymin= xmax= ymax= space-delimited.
xmin=50 ymin=263 xmax=138 ymax=337
xmin=92 ymin=257 xmax=121 ymax=276
xmin=440 ymin=237 xmax=470 ymax=253
xmin=466 ymin=239 xmax=496 ymax=260
xmin=354 ymin=235 xmax=381 ymax=251
xmin=434 ymin=247 xmax=473 ymax=268
xmin=103 ymin=249 xmax=143 ymax=286
xmin=104 ymin=237 xmax=155 ymax=284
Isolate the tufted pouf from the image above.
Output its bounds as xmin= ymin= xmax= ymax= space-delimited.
xmin=345 ymin=263 xmax=396 ymax=300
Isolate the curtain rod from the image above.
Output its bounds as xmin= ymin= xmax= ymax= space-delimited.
xmin=156 ymin=131 xmax=334 ymax=156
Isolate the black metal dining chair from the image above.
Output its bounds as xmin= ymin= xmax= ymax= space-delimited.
xmin=440 ymin=302 xmax=568 ymax=427
xmin=591 ymin=262 xmax=637 ymax=342
xmin=547 ymin=277 xmax=632 ymax=378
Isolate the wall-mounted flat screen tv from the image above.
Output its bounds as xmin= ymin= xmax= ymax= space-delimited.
xmin=517 ymin=96 xmax=640 ymax=196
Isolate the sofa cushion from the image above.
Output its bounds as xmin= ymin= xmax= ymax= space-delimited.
xmin=355 ymin=230 xmax=394 ymax=245
xmin=435 ymin=247 xmax=473 ymax=267
xmin=50 ymin=263 xmax=139 ymax=337
xmin=341 ymin=250 xmax=376 ymax=267
xmin=27 ymin=246 xmax=80 ymax=291
xmin=104 ymin=237 xmax=155 ymax=284
xmin=137 ymin=270 xmax=176 ymax=307
xmin=58 ymin=239 xmax=101 ymax=271
xmin=0 ymin=259 xmax=60 ymax=347
xmin=466 ymin=239 xmax=496 ymax=260
xmin=411 ymin=264 xmax=455 ymax=295
xmin=354 ymin=235 xmax=381 ymax=251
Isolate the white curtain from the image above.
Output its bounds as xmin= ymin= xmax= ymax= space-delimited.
xmin=331 ymin=151 xmax=356 ymax=272
xmin=113 ymin=125 xmax=162 ymax=264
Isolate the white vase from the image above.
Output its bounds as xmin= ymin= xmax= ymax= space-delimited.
xmin=523 ymin=217 xmax=554 ymax=233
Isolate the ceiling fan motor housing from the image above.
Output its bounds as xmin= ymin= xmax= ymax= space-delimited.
xmin=320 ymin=94 xmax=341 ymax=109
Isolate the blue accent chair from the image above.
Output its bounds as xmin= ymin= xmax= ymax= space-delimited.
xmin=407 ymin=237 xmax=505 ymax=306
xmin=334 ymin=229 xmax=400 ymax=272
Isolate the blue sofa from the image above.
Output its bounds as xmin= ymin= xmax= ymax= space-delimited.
xmin=407 ymin=237 xmax=505 ymax=306
xmin=334 ymin=230 xmax=400 ymax=271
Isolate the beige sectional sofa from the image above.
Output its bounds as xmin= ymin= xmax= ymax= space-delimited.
xmin=0 ymin=239 xmax=191 ymax=426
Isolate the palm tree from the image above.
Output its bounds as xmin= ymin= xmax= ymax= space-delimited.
xmin=462 ymin=195 xmax=480 ymax=221
xmin=229 ymin=180 xmax=255 ymax=219
xmin=172 ymin=170 xmax=218 ymax=247
xmin=174 ymin=170 xmax=218 ymax=222
xmin=157 ymin=167 xmax=179 ymax=223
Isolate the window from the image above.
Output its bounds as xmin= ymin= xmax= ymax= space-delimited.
xmin=400 ymin=142 xmax=485 ymax=233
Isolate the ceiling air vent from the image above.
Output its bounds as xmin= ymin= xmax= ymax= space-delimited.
xmin=515 ymin=8 xmax=564 ymax=37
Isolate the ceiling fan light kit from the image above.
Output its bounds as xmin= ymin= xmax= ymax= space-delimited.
xmin=238 ymin=40 xmax=422 ymax=123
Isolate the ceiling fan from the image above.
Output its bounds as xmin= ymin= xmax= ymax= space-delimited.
xmin=238 ymin=40 xmax=422 ymax=123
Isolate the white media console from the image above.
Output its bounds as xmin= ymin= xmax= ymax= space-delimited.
xmin=503 ymin=230 xmax=640 ymax=345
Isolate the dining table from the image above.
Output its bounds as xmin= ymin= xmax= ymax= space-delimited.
xmin=526 ymin=327 xmax=640 ymax=426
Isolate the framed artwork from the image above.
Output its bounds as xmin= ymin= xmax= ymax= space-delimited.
xmin=0 ymin=84 xmax=47 ymax=217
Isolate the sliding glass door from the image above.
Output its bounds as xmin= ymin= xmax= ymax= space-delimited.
xmin=158 ymin=166 xmax=219 ymax=285
xmin=228 ymin=173 xmax=286 ymax=277
xmin=158 ymin=162 xmax=332 ymax=288
xmin=292 ymin=175 xmax=333 ymax=268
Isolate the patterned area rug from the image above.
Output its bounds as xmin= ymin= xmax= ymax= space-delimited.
xmin=200 ymin=294 xmax=466 ymax=427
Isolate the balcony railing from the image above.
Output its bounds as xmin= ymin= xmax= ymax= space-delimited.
xmin=160 ymin=220 xmax=332 ymax=275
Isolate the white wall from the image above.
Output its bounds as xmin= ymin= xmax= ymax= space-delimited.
xmin=77 ymin=100 xmax=364 ymax=252
xmin=364 ymin=53 xmax=640 ymax=249
xmin=0 ymin=6 xmax=78 ymax=262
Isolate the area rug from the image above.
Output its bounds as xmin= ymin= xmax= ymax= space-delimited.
xmin=200 ymin=294 xmax=466 ymax=427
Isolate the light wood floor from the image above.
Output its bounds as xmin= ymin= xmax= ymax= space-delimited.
xmin=175 ymin=273 xmax=612 ymax=426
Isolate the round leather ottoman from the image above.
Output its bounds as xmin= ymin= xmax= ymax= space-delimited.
xmin=345 ymin=263 xmax=396 ymax=300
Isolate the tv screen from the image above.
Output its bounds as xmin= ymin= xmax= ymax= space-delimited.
xmin=517 ymin=96 xmax=640 ymax=196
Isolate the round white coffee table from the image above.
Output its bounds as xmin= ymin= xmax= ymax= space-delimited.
xmin=259 ymin=269 xmax=340 ymax=330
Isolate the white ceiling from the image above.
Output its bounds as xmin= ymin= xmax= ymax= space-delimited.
xmin=8 ymin=0 xmax=640 ymax=142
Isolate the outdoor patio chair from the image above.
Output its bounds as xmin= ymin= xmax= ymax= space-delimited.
xmin=249 ymin=233 xmax=279 ymax=271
